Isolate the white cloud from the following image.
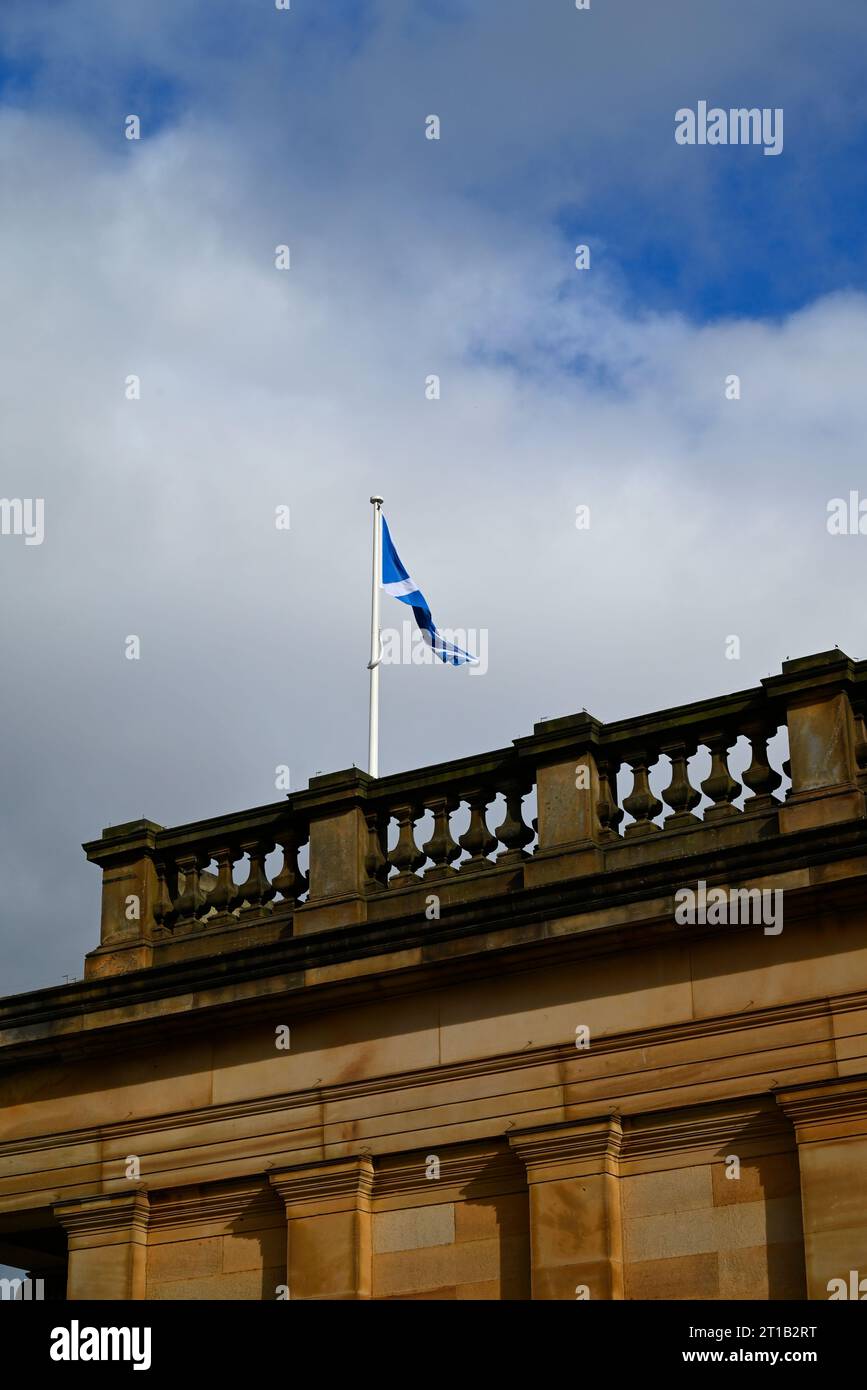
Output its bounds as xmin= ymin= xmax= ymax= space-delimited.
xmin=0 ymin=83 xmax=865 ymax=990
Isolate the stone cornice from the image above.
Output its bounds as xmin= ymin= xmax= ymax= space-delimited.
xmin=1 ymin=989 xmax=863 ymax=1163
xmin=5 ymin=828 xmax=867 ymax=1067
xmin=509 ymin=1117 xmax=623 ymax=1180
xmin=763 ymin=649 xmax=858 ymax=703
xmin=775 ymin=1074 xmax=867 ymax=1138
xmin=269 ymin=1157 xmax=374 ymax=1213
xmin=82 ymin=819 xmax=163 ymax=867
xmin=622 ymin=1098 xmax=790 ymax=1166
xmin=54 ymin=1190 xmax=149 ymax=1242
xmin=373 ymin=1143 xmax=521 ymax=1202
xmin=148 ymin=1180 xmax=278 ymax=1234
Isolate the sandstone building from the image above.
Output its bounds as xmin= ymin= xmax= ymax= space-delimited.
xmin=1 ymin=649 xmax=866 ymax=1300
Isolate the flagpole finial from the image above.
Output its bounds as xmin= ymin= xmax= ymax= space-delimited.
xmin=370 ymin=495 xmax=383 ymax=506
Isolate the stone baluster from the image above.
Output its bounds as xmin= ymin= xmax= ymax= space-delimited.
xmin=458 ymin=786 xmax=497 ymax=870
xmin=422 ymin=795 xmax=462 ymax=879
xmin=173 ymin=851 xmax=210 ymax=929
xmin=660 ymin=741 xmax=701 ymax=829
xmin=595 ymin=757 xmax=623 ymax=841
xmin=232 ymin=838 xmax=276 ymax=916
xmin=363 ymin=809 xmax=390 ymax=891
xmin=206 ymin=843 xmax=239 ymax=921
xmin=153 ymin=856 xmax=178 ymax=930
xmin=271 ymin=824 xmax=309 ymax=905
xmin=622 ymin=750 xmax=662 ymax=836
xmin=494 ymin=780 xmax=534 ymax=866
xmin=700 ymin=732 xmax=742 ymax=820
xmin=741 ymin=723 xmax=783 ymax=812
xmin=389 ymin=802 xmax=424 ymax=888
xmin=852 ymin=702 xmax=867 ymax=788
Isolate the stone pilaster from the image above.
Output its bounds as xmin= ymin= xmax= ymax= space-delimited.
xmin=776 ymin=1075 xmax=867 ymax=1300
xmin=292 ymin=770 xmax=373 ymax=934
xmin=517 ymin=714 xmax=605 ymax=886
xmin=764 ymin=651 xmax=864 ymax=831
xmin=54 ymin=1190 xmax=149 ymax=1300
xmin=82 ymin=820 xmax=163 ymax=977
xmin=269 ymin=1157 xmax=374 ymax=1299
xmin=509 ymin=1117 xmax=623 ymax=1300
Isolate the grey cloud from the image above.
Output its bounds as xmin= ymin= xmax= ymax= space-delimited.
xmin=1 ymin=13 xmax=865 ymax=994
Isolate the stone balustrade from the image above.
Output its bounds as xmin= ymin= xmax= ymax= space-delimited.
xmin=362 ymin=747 xmax=534 ymax=889
xmin=83 ymin=648 xmax=867 ymax=975
xmin=153 ymin=807 xmax=309 ymax=932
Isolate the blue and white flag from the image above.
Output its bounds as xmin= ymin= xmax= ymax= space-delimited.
xmin=381 ymin=515 xmax=478 ymax=665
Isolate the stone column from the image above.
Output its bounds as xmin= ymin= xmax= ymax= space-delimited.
xmin=776 ymin=1076 xmax=867 ymax=1300
xmin=54 ymin=1191 xmax=149 ymax=1300
xmin=269 ymin=1156 xmax=374 ymax=1299
xmin=509 ymin=1117 xmax=623 ymax=1300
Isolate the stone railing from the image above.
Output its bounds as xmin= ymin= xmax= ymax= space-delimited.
xmin=83 ymin=802 xmax=310 ymax=972
xmin=83 ymin=649 xmax=867 ymax=976
xmin=363 ymin=745 xmax=533 ymax=889
xmin=153 ymin=805 xmax=309 ymax=932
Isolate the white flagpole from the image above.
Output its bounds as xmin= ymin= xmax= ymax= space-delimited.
xmin=368 ymin=495 xmax=384 ymax=777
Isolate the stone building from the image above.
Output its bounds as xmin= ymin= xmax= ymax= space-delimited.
xmin=1 ymin=648 xmax=866 ymax=1300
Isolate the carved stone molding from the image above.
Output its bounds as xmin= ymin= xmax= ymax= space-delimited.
xmin=775 ymin=1074 xmax=867 ymax=1141
xmin=53 ymin=1190 xmax=150 ymax=1300
xmin=621 ymin=1097 xmax=792 ymax=1171
xmin=373 ymin=1141 xmax=523 ymax=1204
xmin=268 ymin=1156 xmax=374 ymax=1300
xmin=148 ymin=1179 xmax=279 ymax=1236
xmin=54 ymin=1190 xmax=149 ymax=1245
xmin=268 ymin=1156 xmax=374 ymax=1216
xmin=509 ymin=1116 xmax=623 ymax=1181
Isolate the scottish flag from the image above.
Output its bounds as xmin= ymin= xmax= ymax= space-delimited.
xmin=381 ymin=516 xmax=478 ymax=665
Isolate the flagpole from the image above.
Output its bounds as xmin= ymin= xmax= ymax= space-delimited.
xmin=368 ymin=495 xmax=384 ymax=777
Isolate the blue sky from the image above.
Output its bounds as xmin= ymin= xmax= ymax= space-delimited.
xmin=1 ymin=0 xmax=867 ymax=998
xmin=3 ymin=0 xmax=867 ymax=320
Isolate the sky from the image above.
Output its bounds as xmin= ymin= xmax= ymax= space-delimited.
xmin=1 ymin=0 xmax=866 ymax=997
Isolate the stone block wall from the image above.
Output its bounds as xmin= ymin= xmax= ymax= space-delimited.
xmin=622 ymin=1152 xmax=805 ymax=1300
xmin=144 ymin=1180 xmax=286 ymax=1301
xmin=372 ymin=1191 xmax=530 ymax=1299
